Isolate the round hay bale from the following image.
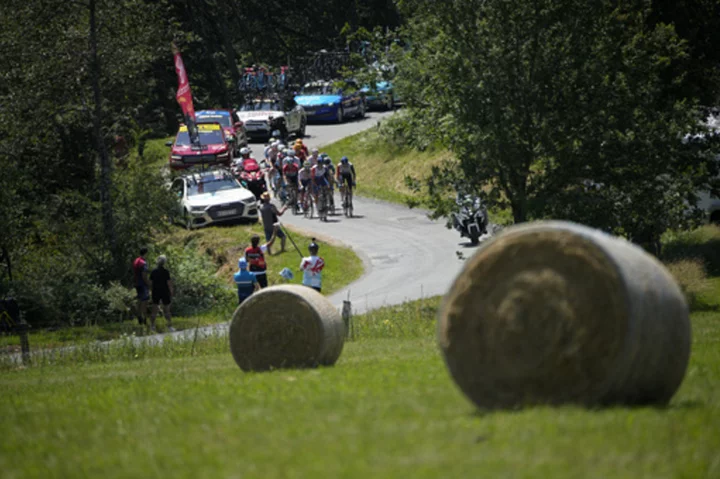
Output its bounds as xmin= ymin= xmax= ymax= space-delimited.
xmin=229 ymin=285 xmax=345 ymax=372
xmin=438 ymin=221 xmax=691 ymax=410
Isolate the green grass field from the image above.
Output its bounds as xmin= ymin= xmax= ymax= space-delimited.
xmin=1 ymin=292 xmax=719 ymax=478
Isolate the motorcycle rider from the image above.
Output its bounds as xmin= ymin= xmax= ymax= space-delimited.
xmin=237 ymin=147 xmax=253 ymax=170
xmin=336 ymin=156 xmax=356 ymax=206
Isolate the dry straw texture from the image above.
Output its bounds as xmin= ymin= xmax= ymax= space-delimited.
xmin=229 ymin=285 xmax=345 ymax=372
xmin=439 ymin=221 xmax=691 ymax=410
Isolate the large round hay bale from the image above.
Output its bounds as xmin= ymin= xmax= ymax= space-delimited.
xmin=438 ymin=221 xmax=691 ymax=409
xmin=229 ymin=285 xmax=345 ymax=372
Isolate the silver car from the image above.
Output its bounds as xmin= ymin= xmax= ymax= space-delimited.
xmin=170 ymin=169 xmax=259 ymax=229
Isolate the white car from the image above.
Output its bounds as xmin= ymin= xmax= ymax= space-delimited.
xmin=237 ymin=97 xmax=307 ymax=142
xmin=170 ymin=169 xmax=259 ymax=229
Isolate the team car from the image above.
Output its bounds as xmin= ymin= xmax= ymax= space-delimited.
xmin=167 ymin=122 xmax=233 ymax=170
xmin=361 ymin=80 xmax=400 ymax=111
xmin=195 ymin=109 xmax=248 ymax=153
xmin=294 ymin=80 xmax=366 ymax=123
xmin=237 ymin=96 xmax=307 ymax=142
xmin=169 ymin=168 xmax=259 ymax=229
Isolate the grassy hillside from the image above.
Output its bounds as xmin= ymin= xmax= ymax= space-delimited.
xmin=321 ymin=127 xmax=450 ymax=205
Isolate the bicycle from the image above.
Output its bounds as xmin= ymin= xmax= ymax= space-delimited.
xmin=317 ymin=185 xmax=329 ymax=222
xmin=327 ymin=184 xmax=335 ymax=215
xmin=287 ymin=181 xmax=299 ymax=215
xmin=302 ymin=187 xmax=314 ymax=219
xmin=343 ymin=182 xmax=354 ymax=218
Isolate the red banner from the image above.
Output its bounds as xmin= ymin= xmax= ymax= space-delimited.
xmin=172 ymin=43 xmax=198 ymax=143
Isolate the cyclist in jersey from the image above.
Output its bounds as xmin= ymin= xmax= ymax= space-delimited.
xmin=321 ymin=155 xmax=336 ymax=203
xmin=298 ymin=162 xmax=312 ymax=209
xmin=311 ymin=160 xmax=330 ymax=206
xmin=283 ymin=155 xmax=300 ymax=208
xmin=293 ymin=139 xmax=308 ymax=166
xmin=306 ymin=148 xmax=320 ymax=168
xmin=336 ymin=156 xmax=356 ymax=204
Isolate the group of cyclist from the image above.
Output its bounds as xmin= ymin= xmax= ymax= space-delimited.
xmin=260 ymin=138 xmax=357 ymax=216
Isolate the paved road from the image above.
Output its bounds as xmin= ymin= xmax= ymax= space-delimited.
xmin=271 ymin=109 xmax=468 ymax=314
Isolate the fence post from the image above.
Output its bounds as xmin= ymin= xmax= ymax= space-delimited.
xmin=18 ymin=322 xmax=30 ymax=366
xmin=342 ymin=300 xmax=353 ymax=340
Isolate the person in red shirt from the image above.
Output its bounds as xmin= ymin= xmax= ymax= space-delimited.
xmin=132 ymin=247 xmax=150 ymax=325
xmin=243 ymin=228 xmax=278 ymax=288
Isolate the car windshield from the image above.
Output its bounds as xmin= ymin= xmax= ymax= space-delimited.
xmin=301 ymin=85 xmax=330 ymax=95
xmin=240 ymin=101 xmax=281 ymax=111
xmin=196 ymin=113 xmax=232 ymax=127
xmin=175 ymin=129 xmax=225 ymax=146
xmin=187 ymin=177 xmax=238 ymax=196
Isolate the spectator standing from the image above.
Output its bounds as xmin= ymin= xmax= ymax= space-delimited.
xmin=244 ymin=227 xmax=279 ymax=289
xmin=300 ymin=238 xmax=325 ymax=293
xmin=234 ymin=258 xmax=259 ymax=304
xmin=259 ymin=192 xmax=287 ymax=255
xmin=149 ymin=255 xmax=175 ymax=333
xmin=132 ymin=247 xmax=150 ymax=325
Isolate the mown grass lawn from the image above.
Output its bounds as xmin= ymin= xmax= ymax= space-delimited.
xmin=1 ymin=300 xmax=719 ymax=478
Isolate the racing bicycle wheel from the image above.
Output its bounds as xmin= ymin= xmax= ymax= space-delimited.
xmin=304 ymin=194 xmax=314 ymax=219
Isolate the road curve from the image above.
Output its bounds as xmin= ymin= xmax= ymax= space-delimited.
xmin=274 ymin=110 xmax=468 ymax=314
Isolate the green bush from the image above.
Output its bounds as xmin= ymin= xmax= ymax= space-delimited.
xmin=665 ymin=260 xmax=712 ymax=311
xmin=156 ymin=243 xmax=235 ymax=317
xmin=662 ymin=225 xmax=720 ymax=275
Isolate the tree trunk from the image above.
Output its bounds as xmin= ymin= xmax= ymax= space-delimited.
xmin=89 ymin=0 xmax=119 ymax=273
xmin=218 ymin=0 xmax=241 ymax=104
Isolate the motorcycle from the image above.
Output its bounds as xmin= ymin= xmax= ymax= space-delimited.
xmin=236 ymin=158 xmax=268 ymax=200
xmin=451 ymin=193 xmax=489 ymax=245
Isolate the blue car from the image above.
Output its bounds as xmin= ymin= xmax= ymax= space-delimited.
xmin=294 ymin=80 xmax=366 ymax=123
xmin=361 ymin=80 xmax=400 ymax=111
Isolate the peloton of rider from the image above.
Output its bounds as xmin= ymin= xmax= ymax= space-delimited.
xmin=336 ymin=156 xmax=356 ymax=206
xmin=298 ymin=162 xmax=312 ymax=208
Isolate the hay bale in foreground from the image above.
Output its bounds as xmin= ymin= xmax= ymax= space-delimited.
xmin=438 ymin=221 xmax=691 ymax=410
xmin=230 ymin=285 xmax=345 ymax=372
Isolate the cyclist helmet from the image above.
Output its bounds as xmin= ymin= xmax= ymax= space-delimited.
xmin=240 ymin=147 xmax=251 ymax=156
xmin=271 ymin=141 xmax=280 ymax=148
xmin=303 ymin=162 xmax=311 ymax=170
xmin=341 ymin=156 xmax=349 ymax=164
xmin=295 ymin=138 xmax=304 ymax=146
xmin=286 ymin=149 xmax=295 ymax=157
xmin=311 ymin=147 xmax=319 ymax=154
xmin=277 ymin=143 xmax=286 ymax=151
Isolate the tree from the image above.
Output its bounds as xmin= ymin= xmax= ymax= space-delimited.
xmin=396 ymin=0 xmax=719 ymax=249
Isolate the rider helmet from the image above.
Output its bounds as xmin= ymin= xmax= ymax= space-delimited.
xmin=303 ymin=162 xmax=311 ymax=170
xmin=341 ymin=156 xmax=349 ymax=164
xmin=240 ymin=147 xmax=251 ymax=156
xmin=286 ymin=149 xmax=295 ymax=157
xmin=311 ymin=147 xmax=319 ymax=154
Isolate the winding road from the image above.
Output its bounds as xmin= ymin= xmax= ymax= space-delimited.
xmin=274 ymin=111 xmax=467 ymax=314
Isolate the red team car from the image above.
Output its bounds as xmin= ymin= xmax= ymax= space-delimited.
xmin=167 ymin=123 xmax=233 ymax=170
